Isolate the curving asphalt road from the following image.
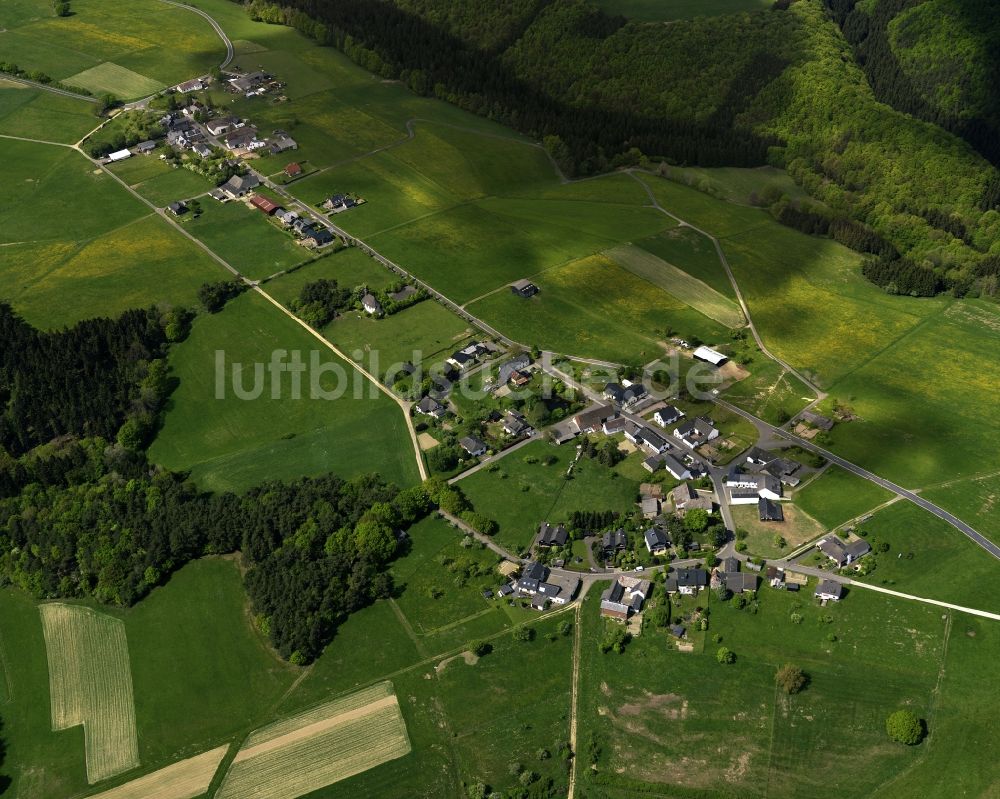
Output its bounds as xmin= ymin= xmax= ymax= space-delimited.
xmin=160 ymin=0 xmax=234 ymax=70
xmin=715 ymin=398 xmax=1000 ymax=560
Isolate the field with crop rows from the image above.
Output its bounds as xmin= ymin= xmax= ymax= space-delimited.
xmin=38 ymin=603 xmax=139 ymax=783
xmin=216 ymin=681 xmax=410 ymax=799
xmin=86 ymin=745 xmax=229 ymax=799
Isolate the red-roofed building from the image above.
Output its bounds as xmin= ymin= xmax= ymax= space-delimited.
xmin=249 ymin=194 xmax=280 ymax=215
xmin=284 ymin=162 xmax=302 ymax=178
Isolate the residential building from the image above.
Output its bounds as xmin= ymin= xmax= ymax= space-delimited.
xmin=415 ymin=396 xmax=446 ymax=419
xmin=166 ymin=201 xmax=186 ymax=216
xmin=205 ymin=116 xmax=237 ymax=136
xmin=603 ymin=381 xmax=648 ymax=407
xmin=815 ymin=579 xmax=844 ymax=601
xmin=459 ymin=436 xmax=487 ymax=457
xmin=661 ymin=454 xmax=692 ymax=480
xmin=758 ymin=497 xmax=784 ymax=522
xmin=640 ymin=497 xmax=660 ymax=519
xmin=724 ymin=572 xmax=758 ymax=594
xmin=653 ymin=405 xmax=684 ymax=428
xmin=672 ymin=482 xmax=713 ymax=515
xmin=800 ymin=410 xmax=835 ymax=430
xmin=502 ymin=409 xmax=532 ymax=438
xmin=537 ymin=523 xmax=568 ymax=548
xmin=269 ymin=134 xmax=298 ymax=154
xmin=284 ymin=162 xmax=302 ymax=178
xmin=664 ymin=567 xmax=708 ymax=595
xmin=361 ymin=293 xmax=383 ymax=315
xmin=218 ymin=173 xmax=259 ymax=200
xmin=673 ymin=417 xmax=720 ymax=448
xmin=136 ymin=140 xmax=156 ymax=154
xmin=177 ymin=77 xmax=205 ymax=92
xmin=498 ymin=354 xmax=531 ymax=386
xmin=643 ymin=527 xmax=670 ymax=554
xmin=601 ymin=529 xmax=628 ymax=557
xmin=816 ymin=536 xmax=871 ymax=566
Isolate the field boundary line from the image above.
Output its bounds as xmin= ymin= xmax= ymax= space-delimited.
xmin=0 ymin=132 xmax=76 ymax=148
xmin=566 ymin=602 xmax=583 ymax=799
xmin=387 ymin=599 xmax=428 ymax=657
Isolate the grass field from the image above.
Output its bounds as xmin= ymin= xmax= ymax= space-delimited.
xmin=0 ymin=0 xmax=222 ymax=98
xmin=108 ymin=157 xmax=214 ymax=207
xmin=923 ymin=473 xmax=1000 ymax=548
xmin=634 ymin=224 xmax=736 ymax=298
xmin=793 ymin=466 xmax=896 ymax=529
xmin=469 ymin=253 xmax=728 ymax=363
xmin=606 ymin=243 xmax=744 ymax=327
xmin=733 ymin=502 xmax=826 ymax=557
xmin=0 ymin=139 xmax=224 ymax=327
xmin=183 ymin=200 xmax=310 ymax=281
xmin=655 ymin=164 xmax=814 ymax=205
xmin=577 ymin=582 xmax=963 ymax=797
xmin=594 ymin=0 xmax=772 ymax=20
xmin=38 ymin=604 xmax=139 ymax=784
xmin=217 ymin=682 xmax=411 ymax=799
xmin=0 ymin=81 xmax=97 ymax=143
xmin=85 ymin=746 xmax=229 ymax=799
xmin=458 ymin=439 xmax=640 ymax=553
xmin=263 ymin=248 xmax=396 ymax=305
xmin=148 ymin=291 xmax=420 ymax=491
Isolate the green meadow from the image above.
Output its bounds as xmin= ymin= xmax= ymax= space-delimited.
xmin=577 ymin=582 xmax=998 ymax=798
xmin=634 ymin=224 xmax=736 ymax=298
xmin=458 ymin=439 xmax=641 ymax=553
xmin=148 ymin=291 xmax=421 ymax=492
xmin=922 ymin=473 xmax=1000 ymax=548
xmin=0 ymin=81 xmax=97 ymax=143
xmin=109 ymin=155 xmax=215 ymax=207
xmin=0 ymin=558 xmax=297 ymax=799
xmin=0 ymin=0 xmax=222 ymax=98
xmin=183 ymin=200 xmax=312 ymax=281
xmin=262 ymin=247 xmax=396 ymax=303
xmin=793 ymin=466 xmax=896 ymax=529
xmin=0 ymin=139 xmax=224 ymax=327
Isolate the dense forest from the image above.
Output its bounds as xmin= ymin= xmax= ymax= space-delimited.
xmin=0 ymin=440 xmax=441 ymax=662
xmin=824 ymin=0 xmax=1000 ymax=167
xmin=0 ymin=303 xmax=188 ymax=458
xmin=240 ymin=0 xmax=1000 ymax=294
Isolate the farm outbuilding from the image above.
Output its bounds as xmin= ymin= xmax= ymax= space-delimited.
xmin=692 ymin=346 xmax=728 ymax=366
xmin=108 ymin=149 xmax=132 ymax=162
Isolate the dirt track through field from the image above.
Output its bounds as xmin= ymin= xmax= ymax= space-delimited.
xmin=85 ymin=745 xmax=229 ymax=799
xmin=234 ymin=694 xmax=398 ymax=762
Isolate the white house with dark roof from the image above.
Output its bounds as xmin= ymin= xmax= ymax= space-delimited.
xmin=603 ymin=381 xmax=648 ymax=407
xmin=815 ymin=579 xmax=844 ymax=601
xmin=674 ymin=417 xmax=719 ymax=449
xmin=653 ymin=405 xmax=684 ymax=428
xmin=816 ymin=535 xmax=871 ymax=566
xmin=643 ymin=527 xmax=670 ymax=554
xmin=537 ymin=523 xmax=568 ymax=548
xmin=415 ymin=396 xmax=446 ymax=419
xmin=361 ymin=293 xmax=382 ymax=315
xmin=661 ymin=454 xmax=692 ymax=480
xmin=459 ymin=436 xmax=487 ymax=457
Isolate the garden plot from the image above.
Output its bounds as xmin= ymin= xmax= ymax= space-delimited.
xmin=216 ymin=681 xmax=411 ymax=799
xmin=39 ymin=603 xmax=139 ymax=784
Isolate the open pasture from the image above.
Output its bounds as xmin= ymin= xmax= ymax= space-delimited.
xmin=216 ymin=682 xmax=411 ymax=799
xmin=0 ymin=0 xmax=222 ymax=98
xmin=469 ymin=252 xmax=727 ymax=363
xmin=39 ymin=603 xmax=139 ymax=784
xmin=147 ymin=291 xmax=420 ymax=491
xmin=577 ymin=585 xmax=950 ymax=797
xmin=264 ymin=247 xmax=396 ymax=305
xmin=109 ymin=156 xmax=214 ymax=206
xmin=85 ymin=745 xmax=229 ymax=799
xmin=820 ymin=300 xmax=1000 ymax=486
xmin=634 ymin=224 xmax=735 ymax=297
xmin=923 ymin=473 xmax=1000 ymax=548
xmin=0 ymin=82 xmax=97 ymax=143
xmin=458 ymin=439 xmax=641 ymax=553
xmin=606 ymin=243 xmax=744 ymax=327
xmin=183 ymin=200 xmax=310 ymax=281
xmin=793 ymin=466 xmax=896 ymax=529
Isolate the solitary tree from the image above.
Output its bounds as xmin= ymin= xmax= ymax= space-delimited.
xmin=886 ymin=710 xmax=925 ymax=745
xmin=775 ymin=663 xmax=808 ymax=694
xmin=716 ymin=646 xmax=736 ymax=664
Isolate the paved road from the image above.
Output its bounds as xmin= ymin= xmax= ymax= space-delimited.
xmin=716 ymin=398 xmax=1000 ymax=560
xmin=447 ymin=434 xmax=537 ymax=484
xmin=160 ymin=0 xmax=235 ymax=70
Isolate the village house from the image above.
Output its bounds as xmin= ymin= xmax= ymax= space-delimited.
xmin=361 ymin=292 xmax=383 ymax=315
xmin=661 ymin=454 xmax=692 ymax=481
xmin=218 ymin=172 xmax=260 ymax=200
xmin=800 ymin=410 xmax=835 ymax=430
xmin=284 ymin=162 xmax=302 ymax=178
xmin=516 ymin=562 xmax=578 ymax=607
xmin=497 ymin=354 xmax=531 ymax=386
xmin=300 ymin=226 xmax=334 ymax=249
xmin=726 ymin=470 xmax=782 ymax=504
xmin=459 ymin=436 xmax=488 ymax=457
xmin=166 ymin=201 xmax=187 ymax=216
xmin=643 ymin=527 xmax=670 ymax=555
xmin=653 ymin=405 xmax=684 ymax=428
xmin=815 ymin=579 xmax=844 ymax=601
xmin=510 ymin=278 xmax=539 ymax=298
xmin=640 ymin=497 xmax=660 ymax=519
xmin=664 ymin=567 xmax=708 ymax=595
xmin=415 ymin=396 xmax=446 ymax=419
xmin=136 ymin=140 xmax=157 ymax=154
xmin=758 ymin=497 xmax=784 ymax=522
xmin=269 ymin=133 xmax=298 ymax=154
xmin=692 ymin=345 xmax=728 ymax=367
xmin=502 ymin=409 xmax=532 ymax=438
xmin=603 ymin=381 xmax=648 ymax=408
xmin=228 ymin=71 xmax=270 ymax=94
xmin=191 ymin=142 xmax=214 ymax=158
xmin=446 ymin=342 xmax=487 ymax=371
xmin=537 ymin=523 xmax=568 ymax=548
xmin=674 ymin=417 xmax=720 ymax=448
xmin=600 ymin=576 xmax=652 ymax=621
xmin=277 ymin=209 xmax=299 ymax=227
xmin=723 ymin=570 xmax=758 ymax=594
xmin=601 ymin=529 xmax=628 ymax=558
xmin=177 ymin=77 xmax=205 ymax=93
xmin=571 ymin=406 xmax=611 ymax=434
xmin=816 ymin=535 xmax=871 ymax=566
xmin=672 ymin=482 xmax=713 ymax=515
xmin=603 ymin=417 xmax=631 ymax=436
xmin=205 ymin=116 xmax=237 ymax=136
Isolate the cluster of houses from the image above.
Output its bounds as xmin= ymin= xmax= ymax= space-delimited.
xmin=321 ymin=194 xmax=362 ymax=213
xmin=204 ymin=116 xmax=298 ymax=156
xmin=505 ymin=561 xmax=580 ymax=610
xmin=446 ymin=341 xmax=498 ymax=372
xmin=234 ymin=191 xmax=335 ymax=248
xmin=600 ymin=575 xmax=652 ymax=621
xmin=224 ymin=69 xmax=285 ymax=98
